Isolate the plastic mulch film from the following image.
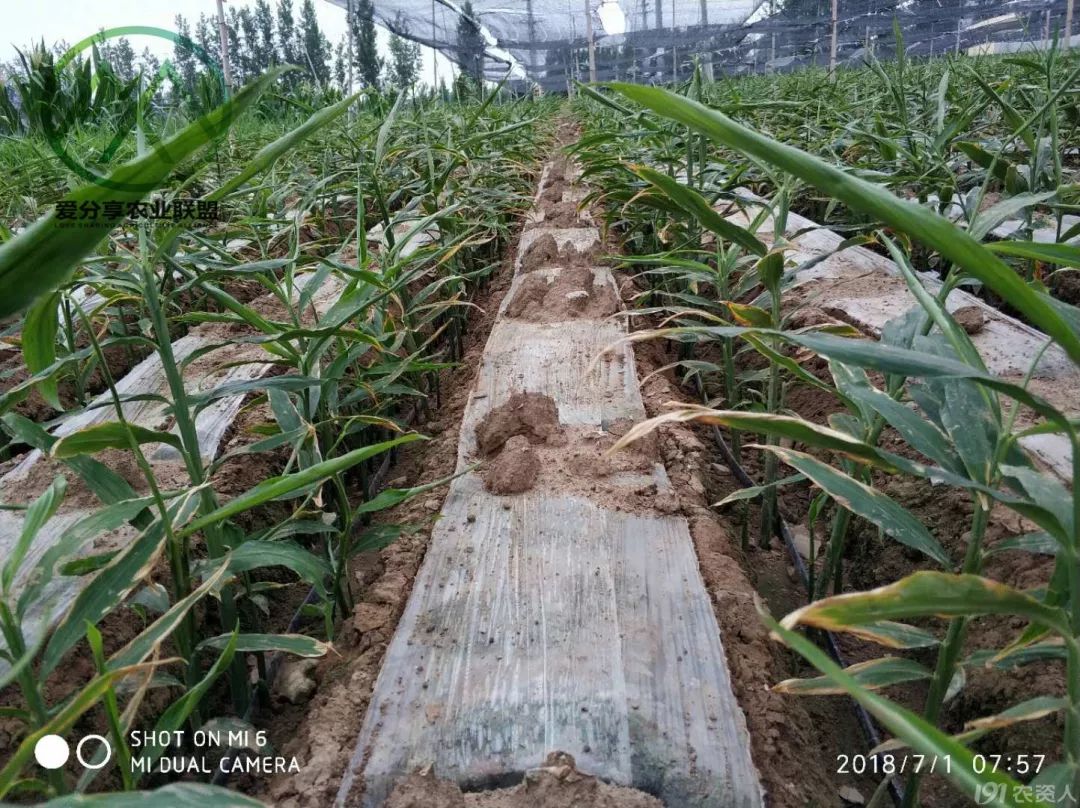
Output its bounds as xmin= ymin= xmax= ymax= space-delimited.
xmin=326 ymin=1 xmax=1077 ymax=91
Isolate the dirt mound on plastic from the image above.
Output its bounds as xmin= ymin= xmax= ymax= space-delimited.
xmin=473 ymin=394 xmax=673 ymax=511
xmin=519 ymin=234 xmax=601 ymax=274
xmin=385 ymin=752 xmax=664 ymax=808
xmin=951 ymin=304 xmax=985 ymax=334
xmin=484 ymin=435 xmax=540 ymax=495
xmin=474 ymin=392 xmax=560 ymax=457
xmin=519 ymin=233 xmax=560 ymax=272
xmin=532 ymin=199 xmax=590 ymax=228
xmin=505 ymin=266 xmax=619 ymax=322
xmin=540 ymin=181 xmax=569 ymax=205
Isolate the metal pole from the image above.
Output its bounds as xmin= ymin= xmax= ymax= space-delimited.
xmin=215 ymin=0 xmax=233 ymax=94
xmin=568 ymin=0 xmax=577 ymax=94
xmin=527 ymin=0 xmax=537 ymax=74
xmin=585 ymin=0 xmax=597 ymax=83
xmin=1067 ymin=0 xmax=1075 ymax=50
xmin=828 ymin=0 xmax=838 ymax=75
xmin=347 ymin=0 xmax=355 ymax=91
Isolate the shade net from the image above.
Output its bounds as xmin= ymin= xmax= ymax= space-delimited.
xmin=325 ymin=0 xmax=1077 ymax=91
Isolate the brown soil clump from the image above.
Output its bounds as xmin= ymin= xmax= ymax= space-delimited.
xmin=387 ymin=768 xmax=467 ymax=808
xmin=476 ymin=413 xmax=675 ymax=513
xmin=483 ymin=435 xmax=540 ymax=494
xmin=1050 ymin=266 xmax=1080 ymax=306
xmin=952 ymin=304 xmax=985 ymax=334
xmin=386 ymin=752 xmax=664 ymax=808
xmin=519 ymin=233 xmax=560 ymax=273
xmin=540 ymin=179 xmax=567 ymax=205
xmin=474 ymin=392 xmax=559 ymax=456
xmin=532 ymin=199 xmax=587 ymax=228
xmin=505 ymin=266 xmax=619 ymax=323
xmin=519 ymin=234 xmax=601 ymax=274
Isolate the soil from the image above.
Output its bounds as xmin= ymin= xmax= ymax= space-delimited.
xmin=518 ymin=233 xmax=560 ymax=272
xmin=385 ymin=752 xmax=663 ymax=808
xmin=504 ymin=265 xmax=620 ymax=322
xmin=1050 ymin=266 xmax=1080 ymax=306
xmin=951 ymin=305 xmax=986 ymax=335
xmin=518 ymin=232 xmax=602 ymax=274
xmin=482 ymin=434 xmax=540 ymax=494
xmin=530 ymin=198 xmax=587 ymax=228
xmin=476 ymin=415 xmax=676 ymax=515
xmin=540 ymin=174 xmax=569 ymax=206
xmin=474 ymin=391 xmax=560 ymax=456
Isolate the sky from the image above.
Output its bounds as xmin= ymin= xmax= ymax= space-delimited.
xmin=598 ymin=1 xmax=626 ymax=35
xmin=1 ymin=0 xmax=456 ymax=87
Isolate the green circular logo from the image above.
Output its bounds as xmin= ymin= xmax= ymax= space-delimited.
xmin=46 ymin=26 xmax=226 ymax=192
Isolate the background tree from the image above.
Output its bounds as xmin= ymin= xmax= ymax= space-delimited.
xmin=333 ymin=39 xmax=347 ymax=91
xmin=388 ymin=13 xmax=421 ymax=91
xmin=299 ymin=0 xmax=331 ymax=85
xmin=137 ymin=47 xmax=163 ymax=106
xmin=253 ymin=0 xmax=278 ymax=70
xmin=238 ymin=7 xmax=260 ymax=78
xmin=225 ymin=7 xmax=245 ymax=84
xmin=456 ymin=1 xmax=485 ymax=88
xmin=111 ymin=37 xmax=136 ymax=83
xmin=194 ymin=13 xmax=216 ymax=60
xmin=276 ymin=0 xmax=298 ymax=66
xmin=173 ymin=14 xmax=199 ymax=97
xmin=350 ymin=0 xmax=382 ymax=89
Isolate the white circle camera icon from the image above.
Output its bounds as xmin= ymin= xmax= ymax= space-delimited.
xmin=76 ymin=735 xmax=112 ymax=770
xmin=34 ymin=735 xmax=69 ymax=769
